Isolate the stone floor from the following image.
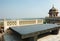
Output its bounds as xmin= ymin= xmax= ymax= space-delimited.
xmin=0 ymin=33 xmax=4 ymax=41
xmin=38 ymin=30 xmax=60 ymax=41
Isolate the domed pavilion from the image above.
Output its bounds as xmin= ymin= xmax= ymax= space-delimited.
xmin=49 ymin=6 xmax=59 ymax=17
xmin=45 ymin=6 xmax=60 ymax=24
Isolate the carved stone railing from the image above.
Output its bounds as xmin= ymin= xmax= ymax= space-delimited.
xmin=0 ymin=19 xmax=43 ymax=31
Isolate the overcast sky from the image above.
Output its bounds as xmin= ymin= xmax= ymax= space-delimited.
xmin=0 ymin=0 xmax=60 ymax=19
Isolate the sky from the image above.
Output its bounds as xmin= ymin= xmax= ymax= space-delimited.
xmin=0 ymin=0 xmax=60 ymax=19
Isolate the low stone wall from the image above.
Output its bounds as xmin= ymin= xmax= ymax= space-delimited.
xmin=0 ymin=19 xmax=43 ymax=31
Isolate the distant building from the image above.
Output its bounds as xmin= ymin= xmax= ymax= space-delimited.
xmin=45 ymin=5 xmax=60 ymax=24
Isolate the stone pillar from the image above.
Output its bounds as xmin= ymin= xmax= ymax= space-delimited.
xmin=4 ymin=19 xmax=7 ymax=31
xmin=17 ymin=20 xmax=19 ymax=26
xmin=36 ymin=19 xmax=38 ymax=24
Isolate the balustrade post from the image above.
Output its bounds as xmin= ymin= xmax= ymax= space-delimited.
xmin=17 ymin=20 xmax=19 ymax=26
xmin=4 ymin=19 xmax=7 ymax=31
xmin=36 ymin=19 xmax=38 ymax=24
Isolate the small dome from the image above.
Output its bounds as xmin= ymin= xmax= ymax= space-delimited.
xmin=49 ymin=6 xmax=58 ymax=11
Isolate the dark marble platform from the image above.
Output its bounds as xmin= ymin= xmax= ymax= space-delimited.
xmin=4 ymin=24 xmax=60 ymax=41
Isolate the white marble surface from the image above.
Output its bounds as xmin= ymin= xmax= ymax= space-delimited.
xmin=38 ymin=30 xmax=60 ymax=41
